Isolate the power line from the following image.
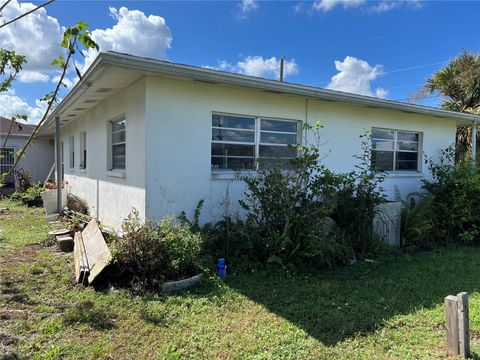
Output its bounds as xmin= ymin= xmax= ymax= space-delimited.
xmin=383 ymin=61 xmax=447 ymax=75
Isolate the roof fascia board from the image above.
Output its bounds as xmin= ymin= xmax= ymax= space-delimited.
xmin=101 ymin=52 xmax=480 ymax=123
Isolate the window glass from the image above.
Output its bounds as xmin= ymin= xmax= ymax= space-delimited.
xmin=260 ymin=132 xmax=297 ymax=145
xmin=372 ymin=128 xmax=394 ymax=140
xmin=111 ymin=119 xmax=126 ymax=170
xmin=372 ymin=139 xmax=394 ymax=151
xmin=212 ymin=129 xmax=255 ymax=143
xmin=397 ymin=131 xmax=419 ymax=142
xmin=371 ymin=150 xmax=394 ymax=171
xmin=211 ymin=114 xmax=299 ymax=171
xmin=69 ymin=136 xmax=75 ymax=168
xmin=80 ymin=132 xmax=87 ymax=169
xmin=371 ymin=128 xmax=420 ymax=172
xmin=259 ymin=145 xmax=297 ymax=158
xmin=261 ymin=119 xmax=297 ymax=133
xmin=212 ymin=114 xmax=255 ymax=129
xmin=211 ymin=143 xmax=255 ymax=157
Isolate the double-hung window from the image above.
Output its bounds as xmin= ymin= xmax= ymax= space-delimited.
xmin=211 ymin=113 xmax=299 ymax=171
xmin=79 ymin=132 xmax=87 ymax=169
xmin=111 ymin=119 xmax=126 ymax=170
xmin=371 ymin=128 xmax=421 ymax=172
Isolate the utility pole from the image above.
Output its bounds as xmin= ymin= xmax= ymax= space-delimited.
xmin=280 ymin=55 xmax=285 ymax=82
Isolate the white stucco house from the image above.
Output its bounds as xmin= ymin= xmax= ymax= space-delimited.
xmin=1 ymin=117 xmax=54 ymax=185
xmin=39 ymin=52 xmax=479 ymax=229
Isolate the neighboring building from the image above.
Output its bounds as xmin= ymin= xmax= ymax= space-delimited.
xmin=0 ymin=117 xmax=54 ymax=185
xmin=39 ymin=52 xmax=479 ymax=229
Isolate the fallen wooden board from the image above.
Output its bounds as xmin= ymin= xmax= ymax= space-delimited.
xmin=81 ymin=219 xmax=112 ymax=285
xmin=73 ymin=232 xmax=89 ymax=285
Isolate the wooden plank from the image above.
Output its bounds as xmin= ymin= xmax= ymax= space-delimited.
xmin=81 ymin=219 xmax=112 ymax=285
xmin=457 ymin=292 xmax=470 ymax=358
xmin=445 ymin=295 xmax=459 ymax=356
xmin=73 ymin=232 xmax=89 ymax=285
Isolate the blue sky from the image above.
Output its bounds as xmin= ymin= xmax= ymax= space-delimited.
xmin=1 ymin=0 xmax=479 ymax=123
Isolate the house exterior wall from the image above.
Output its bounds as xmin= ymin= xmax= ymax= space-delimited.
xmin=145 ymin=76 xmax=457 ymax=223
xmin=2 ymin=135 xmax=54 ymax=183
xmin=60 ymin=78 xmax=146 ymax=229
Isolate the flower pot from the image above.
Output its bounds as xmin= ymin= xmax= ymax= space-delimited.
xmin=41 ymin=189 xmax=67 ymax=216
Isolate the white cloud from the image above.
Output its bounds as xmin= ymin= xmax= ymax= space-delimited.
xmin=312 ymin=0 xmax=365 ymax=12
xmin=371 ymin=0 xmax=424 ymax=13
xmin=51 ymin=75 xmax=75 ymax=90
xmin=312 ymin=0 xmax=424 ymax=12
xmin=18 ymin=70 xmax=49 ymax=83
xmin=208 ymin=56 xmax=299 ymax=80
xmin=326 ymin=56 xmax=387 ymax=98
xmin=81 ymin=6 xmax=172 ymax=74
xmin=0 ymin=0 xmax=63 ymax=83
xmin=238 ymin=0 xmax=258 ymax=18
xmin=0 ymin=93 xmax=48 ymax=124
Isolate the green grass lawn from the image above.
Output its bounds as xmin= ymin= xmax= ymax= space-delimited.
xmin=1 ymin=198 xmax=480 ymax=359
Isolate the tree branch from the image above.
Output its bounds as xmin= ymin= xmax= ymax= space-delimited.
xmin=0 ymin=0 xmax=12 ymax=14
xmin=1 ymin=116 xmax=16 ymax=150
xmin=2 ymin=48 xmax=72 ymax=181
xmin=0 ymin=0 xmax=55 ymax=29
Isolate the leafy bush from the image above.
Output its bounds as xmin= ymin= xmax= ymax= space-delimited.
xmin=112 ymin=209 xmax=203 ymax=293
xmin=238 ymin=127 xmax=385 ymax=269
xmin=400 ymin=194 xmax=434 ymax=248
xmin=15 ymin=168 xmax=33 ymax=192
xmin=24 ymin=184 xmax=43 ymax=200
xmin=420 ymin=146 xmax=480 ymax=245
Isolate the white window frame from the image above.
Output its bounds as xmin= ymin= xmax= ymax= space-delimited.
xmin=371 ymin=127 xmax=422 ymax=172
xmin=211 ymin=112 xmax=301 ymax=172
xmin=110 ymin=118 xmax=126 ymax=171
xmin=69 ymin=135 xmax=75 ymax=169
xmin=79 ymin=131 xmax=87 ymax=170
xmin=0 ymin=147 xmax=16 ymax=183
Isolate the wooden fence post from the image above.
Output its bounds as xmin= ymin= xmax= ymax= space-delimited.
xmin=445 ymin=295 xmax=459 ymax=356
xmin=457 ymin=292 xmax=470 ymax=358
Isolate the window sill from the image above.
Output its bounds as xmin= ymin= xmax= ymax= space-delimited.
xmin=385 ymin=172 xmax=424 ymax=179
xmin=211 ymin=171 xmax=253 ymax=180
xmin=106 ymin=170 xmax=126 ymax=179
xmin=78 ymin=168 xmax=87 ymax=174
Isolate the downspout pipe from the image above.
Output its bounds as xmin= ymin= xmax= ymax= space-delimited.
xmin=55 ymin=116 xmax=62 ymax=213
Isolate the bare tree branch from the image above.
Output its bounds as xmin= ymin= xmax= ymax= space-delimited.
xmin=0 ymin=0 xmax=12 ymax=14
xmin=1 ymin=116 xmax=17 ymax=149
xmin=0 ymin=0 xmax=55 ymax=29
xmin=3 ymin=47 xmax=72 ymax=181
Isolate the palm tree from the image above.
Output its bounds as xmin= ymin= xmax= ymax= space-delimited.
xmin=421 ymin=52 xmax=480 ymax=160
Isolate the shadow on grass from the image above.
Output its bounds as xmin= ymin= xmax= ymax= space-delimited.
xmin=62 ymin=300 xmax=116 ymax=330
xmin=223 ymin=246 xmax=480 ymax=346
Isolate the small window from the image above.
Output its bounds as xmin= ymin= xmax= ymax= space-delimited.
xmin=69 ymin=136 xmax=75 ymax=168
xmin=371 ymin=128 xmax=420 ymax=171
xmin=79 ymin=132 xmax=87 ymax=169
xmin=211 ymin=114 xmax=299 ymax=171
xmin=111 ymin=119 xmax=126 ymax=170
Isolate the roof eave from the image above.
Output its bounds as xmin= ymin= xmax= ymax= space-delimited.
xmin=41 ymin=52 xmax=480 ymax=132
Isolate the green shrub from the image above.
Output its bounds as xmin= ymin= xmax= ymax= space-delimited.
xmin=400 ymin=194 xmax=434 ymax=248
xmin=24 ymin=184 xmax=43 ymax=200
xmin=112 ymin=209 xmax=203 ymax=293
xmin=185 ymin=125 xmax=386 ymax=271
xmin=421 ymin=146 xmax=480 ymax=245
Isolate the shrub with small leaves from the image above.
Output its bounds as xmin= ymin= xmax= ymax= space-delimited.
xmin=112 ymin=209 xmax=203 ymax=293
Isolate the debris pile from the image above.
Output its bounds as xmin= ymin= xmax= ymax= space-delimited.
xmin=50 ymin=217 xmax=112 ymax=287
xmin=73 ymin=219 xmax=112 ymax=286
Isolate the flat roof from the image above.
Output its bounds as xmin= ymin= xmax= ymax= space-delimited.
xmin=41 ymin=51 xmax=480 ymax=133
